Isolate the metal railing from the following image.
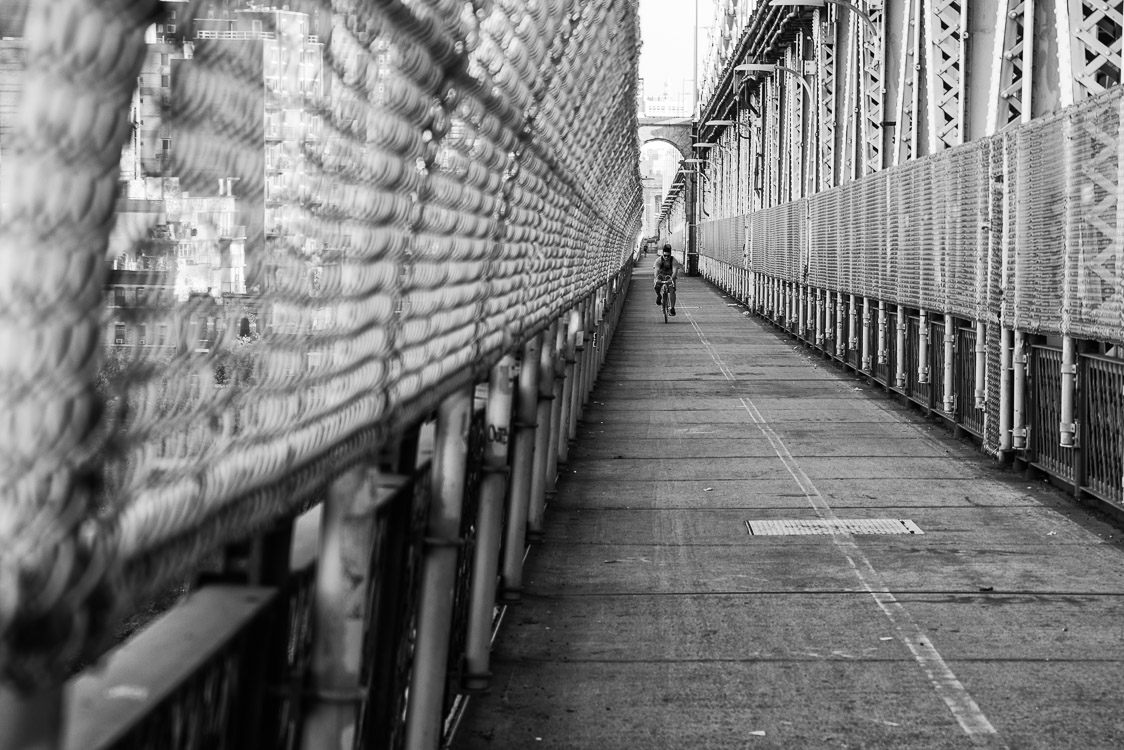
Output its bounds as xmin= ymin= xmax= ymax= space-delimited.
xmin=58 ymin=264 xmax=633 ymax=750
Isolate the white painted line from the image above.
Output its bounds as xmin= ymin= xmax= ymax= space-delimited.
xmin=688 ymin=311 xmax=998 ymax=739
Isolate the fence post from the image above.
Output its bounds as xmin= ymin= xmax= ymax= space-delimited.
xmin=835 ymin=293 xmax=845 ymax=358
xmin=877 ymin=300 xmax=888 ymax=365
xmin=528 ymin=322 xmax=559 ymax=541
xmin=862 ymin=297 xmax=873 ymax=371
xmin=404 ymin=386 xmax=474 ymax=750
xmin=300 ymin=462 xmax=382 ymax=750
xmin=918 ymin=311 xmax=930 ymax=383
xmin=849 ymin=295 xmax=858 ymax=359
xmin=462 ymin=356 xmax=516 ymax=692
xmin=1060 ymin=335 xmax=1076 ymax=448
xmin=545 ymin=320 xmax=566 ymax=494
xmin=1012 ymin=330 xmax=1027 ymax=449
xmin=943 ymin=314 xmax=955 ymax=413
xmin=500 ymin=335 xmax=542 ymax=602
xmin=999 ymin=326 xmax=1014 ymax=453
xmin=568 ymin=306 xmax=586 ymax=441
xmin=974 ymin=321 xmax=987 ymax=410
xmin=896 ymin=305 xmax=907 ymax=389
xmin=558 ymin=308 xmax=581 ymax=465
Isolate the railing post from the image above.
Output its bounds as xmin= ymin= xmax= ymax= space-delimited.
xmin=527 ymin=322 xmax=558 ymax=542
xmin=798 ymin=284 xmax=807 ymax=337
xmin=975 ymin=321 xmax=987 ymax=410
xmin=568 ymin=306 xmax=587 ymax=441
xmin=301 ymin=462 xmax=383 ymax=750
xmin=918 ymin=310 xmax=930 ymax=384
xmin=558 ymin=308 xmax=581 ymax=465
xmin=835 ymin=293 xmax=845 ymax=358
xmin=462 ymin=356 xmax=516 ymax=692
xmin=849 ymin=294 xmax=858 ymax=357
xmin=545 ymin=320 xmax=566 ymax=493
xmin=896 ymin=305 xmax=907 ymax=389
xmin=1060 ymin=335 xmax=1076 ymax=448
xmin=861 ymin=297 xmax=872 ymax=371
xmin=500 ymin=334 xmax=542 ymax=602
xmin=877 ymin=300 xmax=888 ymax=365
xmin=1013 ymin=330 xmax=1027 ymax=449
xmin=815 ymin=288 xmax=824 ymax=346
xmin=943 ymin=314 xmax=955 ymax=413
xmin=999 ymin=326 xmax=1014 ymax=453
xmin=404 ymin=386 xmax=474 ymax=750
xmin=0 ymin=687 xmax=62 ymax=750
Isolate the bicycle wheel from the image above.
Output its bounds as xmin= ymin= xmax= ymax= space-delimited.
xmin=662 ymin=285 xmax=669 ymax=323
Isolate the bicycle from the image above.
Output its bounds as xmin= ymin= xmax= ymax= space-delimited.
xmin=656 ymin=275 xmax=674 ymax=323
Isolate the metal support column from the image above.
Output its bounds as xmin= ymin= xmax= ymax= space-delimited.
xmin=527 ymin=321 xmax=558 ymax=542
xmin=849 ymin=295 xmax=858 ymax=357
xmin=862 ymin=297 xmax=873 ymax=371
xmin=500 ymin=335 xmax=542 ymax=601
xmin=557 ymin=308 xmax=581 ymax=465
xmin=836 ymin=293 xmax=846 ymax=358
xmin=301 ymin=462 xmax=383 ymax=750
xmin=918 ymin=311 xmax=930 ymax=384
xmin=943 ymin=314 xmax=955 ymax=413
xmin=1060 ymin=335 xmax=1076 ymax=448
xmin=896 ymin=305 xmax=907 ymax=388
xmin=1013 ymin=330 xmax=1027 ymax=449
xmin=404 ymin=386 xmax=474 ymax=750
xmin=462 ymin=356 xmax=516 ymax=691
xmin=999 ymin=326 xmax=1013 ymax=452
xmin=877 ymin=300 xmax=888 ymax=365
xmin=545 ymin=321 xmax=566 ymax=493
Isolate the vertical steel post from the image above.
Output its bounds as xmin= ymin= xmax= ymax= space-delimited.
xmin=836 ymin=293 xmax=845 ymax=357
xmin=862 ymin=297 xmax=873 ymax=371
xmin=918 ymin=310 xmax=930 ymax=383
xmin=500 ymin=335 xmax=542 ymax=601
xmin=404 ymin=386 xmax=474 ymax=750
xmin=815 ymin=288 xmax=824 ymax=345
xmin=0 ymin=688 xmax=61 ymax=750
xmin=1060 ymin=335 xmax=1076 ymax=448
xmin=569 ymin=304 xmax=587 ymax=441
xmin=943 ymin=314 xmax=955 ymax=413
xmin=999 ymin=326 xmax=1014 ymax=452
xmin=546 ymin=321 xmax=566 ymax=491
xmin=1013 ymin=330 xmax=1027 ymax=449
xmin=301 ymin=462 xmax=383 ymax=750
xmin=896 ymin=305 xmax=907 ymax=388
xmin=798 ymin=284 xmax=807 ymax=337
xmin=557 ymin=308 xmax=580 ymax=465
xmin=527 ymin=322 xmax=558 ymax=541
xmin=975 ymin=321 xmax=987 ymax=409
xmin=462 ymin=357 xmax=516 ymax=691
xmin=877 ymin=300 xmax=887 ymax=365
xmin=849 ymin=295 xmax=858 ymax=357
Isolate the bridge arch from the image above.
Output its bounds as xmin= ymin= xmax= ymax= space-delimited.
xmin=637 ymin=117 xmax=693 ymax=160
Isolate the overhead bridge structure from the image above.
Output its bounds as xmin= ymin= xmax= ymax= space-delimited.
xmin=0 ymin=0 xmax=1122 ymax=748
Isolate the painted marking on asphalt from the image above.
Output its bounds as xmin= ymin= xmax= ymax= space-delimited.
xmin=687 ymin=310 xmax=999 ymax=739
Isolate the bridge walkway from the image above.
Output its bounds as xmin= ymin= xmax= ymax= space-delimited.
xmin=449 ymin=272 xmax=1124 ymax=749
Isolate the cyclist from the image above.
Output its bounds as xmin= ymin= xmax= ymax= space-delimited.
xmin=653 ymin=244 xmax=681 ymax=316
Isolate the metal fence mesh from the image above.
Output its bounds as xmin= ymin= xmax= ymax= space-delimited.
xmin=0 ymin=0 xmax=642 ymax=687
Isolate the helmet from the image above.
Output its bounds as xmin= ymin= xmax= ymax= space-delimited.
xmin=662 ymin=244 xmax=672 ymax=253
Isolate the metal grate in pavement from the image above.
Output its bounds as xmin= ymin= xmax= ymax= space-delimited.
xmin=746 ymin=519 xmax=924 ymax=536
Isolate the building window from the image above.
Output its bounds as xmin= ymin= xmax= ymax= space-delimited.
xmin=158 ymin=324 xmax=168 ymax=346
xmin=161 ymin=138 xmax=171 ymax=151
xmin=161 ymin=53 xmax=169 ymax=66
xmin=166 ymin=24 xmax=176 ymax=33
xmin=161 ymin=75 xmax=170 ymax=87
xmin=114 ymin=323 xmax=126 ymax=345
xmin=138 ymin=324 xmax=147 ymax=345
xmin=136 ymin=286 xmax=146 ymax=305
xmin=168 ymin=10 xmax=176 ymax=20
xmin=114 ymin=287 xmax=125 ymax=307
xmin=239 ymin=317 xmax=251 ymax=337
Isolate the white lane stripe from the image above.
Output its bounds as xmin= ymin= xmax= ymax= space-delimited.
xmin=688 ymin=311 xmax=999 ymax=738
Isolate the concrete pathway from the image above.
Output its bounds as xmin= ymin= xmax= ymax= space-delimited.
xmin=449 ymin=273 xmax=1124 ymax=750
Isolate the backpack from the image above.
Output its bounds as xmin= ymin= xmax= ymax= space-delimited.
xmin=658 ymin=256 xmax=673 ymax=274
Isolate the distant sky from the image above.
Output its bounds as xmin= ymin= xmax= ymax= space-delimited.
xmin=638 ymin=0 xmax=718 ymax=102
